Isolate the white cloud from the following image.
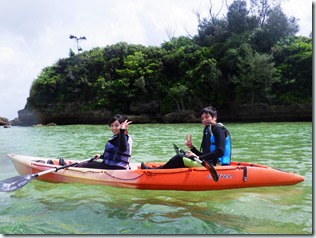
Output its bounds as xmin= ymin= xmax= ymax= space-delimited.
xmin=0 ymin=47 xmax=15 ymax=63
xmin=0 ymin=0 xmax=312 ymax=120
xmin=282 ymin=0 xmax=312 ymax=37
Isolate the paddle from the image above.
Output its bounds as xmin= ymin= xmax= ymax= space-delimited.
xmin=173 ymin=143 xmax=219 ymax=182
xmin=0 ymin=157 xmax=96 ymax=192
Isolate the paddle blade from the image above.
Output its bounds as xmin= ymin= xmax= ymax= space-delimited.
xmin=173 ymin=143 xmax=180 ymax=154
xmin=203 ymin=161 xmax=219 ymax=182
xmin=0 ymin=174 xmax=35 ymax=192
xmin=173 ymin=143 xmax=186 ymax=156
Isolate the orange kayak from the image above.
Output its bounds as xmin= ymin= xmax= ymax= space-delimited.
xmin=7 ymin=154 xmax=304 ymax=191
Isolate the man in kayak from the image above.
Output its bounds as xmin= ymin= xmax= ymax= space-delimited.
xmin=141 ymin=106 xmax=231 ymax=169
xmin=76 ymin=114 xmax=133 ymax=169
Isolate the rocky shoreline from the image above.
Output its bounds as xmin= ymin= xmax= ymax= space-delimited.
xmin=0 ymin=116 xmax=11 ymax=127
xmin=1 ymin=103 xmax=312 ymax=127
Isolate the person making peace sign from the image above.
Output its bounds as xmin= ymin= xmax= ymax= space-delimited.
xmin=141 ymin=106 xmax=231 ymax=169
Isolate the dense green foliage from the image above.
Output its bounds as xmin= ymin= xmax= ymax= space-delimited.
xmin=27 ymin=0 xmax=312 ymax=115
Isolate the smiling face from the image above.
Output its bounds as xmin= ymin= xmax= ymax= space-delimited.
xmin=110 ymin=120 xmax=121 ymax=135
xmin=201 ymin=112 xmax=217 ymax=126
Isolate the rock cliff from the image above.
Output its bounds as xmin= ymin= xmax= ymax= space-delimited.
xmin=13 ymin=103 xmax=312 ymax=126
xmin=0 ymin=117 xmax=10 ymax=126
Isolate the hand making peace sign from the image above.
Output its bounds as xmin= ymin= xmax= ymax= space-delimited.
xmin=185 ymin=134 xmax=193 ymax=149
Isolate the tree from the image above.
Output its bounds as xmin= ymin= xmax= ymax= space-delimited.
xmin=253 ymin=5 xmax=299 ymax=52
xmin=26 ymin=2 xmax=311 ymax=119
xmin=187 ymin=57 xmax=223 ymax=106
xmin=227 ymin=0 xmax=251 ymax=34
xmin=168 ymin=83 xmax=188 ymax=111
xmin=233 ymin=43 xmax=280 ymax=104
xmin=69 ymin=34 xmax=87 ymax=53
xmin=272 ymin=36 xmax=312 ymax=103
xmin=250 ymin=0 xmax=272 ymax=27
xmin=193 ymin=0 xmax=229 ymax=46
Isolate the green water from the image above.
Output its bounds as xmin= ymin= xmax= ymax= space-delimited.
xmin=0 ymin=122 xmax=312 ymax=234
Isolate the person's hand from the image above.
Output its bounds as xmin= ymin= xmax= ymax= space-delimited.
xmin=185 ymin=134 xmax=193 ymax=149
xmin=121 ymin=120 xmax=132 ymax=130
xmin=94 ymin=154 xmax=100 ymax=160
xmin=185 ymin=151 xmax=197 ymax=160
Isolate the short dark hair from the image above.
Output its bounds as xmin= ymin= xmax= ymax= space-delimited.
xmin=199 ymin=106 xmax=218 ymax=117
xmin=108 ymin=114 xmax=126 ymax=126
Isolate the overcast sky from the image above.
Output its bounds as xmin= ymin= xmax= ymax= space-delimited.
xmin=0 ymin=0 xmax=312 ymax=120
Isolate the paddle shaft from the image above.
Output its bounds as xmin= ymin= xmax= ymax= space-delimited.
xmin=35 ymin=157 xmax=94 ymax=177
xmin=192 ymin=156 xmax=203 ymax=164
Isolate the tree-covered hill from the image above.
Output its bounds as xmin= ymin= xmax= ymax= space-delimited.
xmin=20 ymin=0 xmax=312 ymax=125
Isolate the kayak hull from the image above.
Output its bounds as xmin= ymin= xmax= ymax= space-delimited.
xmin=7 ymin=154 xmax=304 ymax=191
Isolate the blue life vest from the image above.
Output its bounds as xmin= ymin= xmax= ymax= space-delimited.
xmin=103 ymin=134 xmax=132 ymax=169
xmin=209 ymin=123 xmax=231 ymax=165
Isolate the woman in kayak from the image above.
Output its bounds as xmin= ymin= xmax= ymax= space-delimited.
xmin=141 ymin=106 xmax=231 ymax=169
xmin=76 ymin=114 xmax=133 ymax=169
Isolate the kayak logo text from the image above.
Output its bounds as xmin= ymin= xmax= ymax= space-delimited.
xmin=207 ymin=174 xmax=233 ymax=180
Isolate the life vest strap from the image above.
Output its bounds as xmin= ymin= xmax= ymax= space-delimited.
xmin=104 ymin=150 xmax=131 ymax=157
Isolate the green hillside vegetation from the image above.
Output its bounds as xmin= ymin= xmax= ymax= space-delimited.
xmin=26 ymin=0 xmax=312 ymax=117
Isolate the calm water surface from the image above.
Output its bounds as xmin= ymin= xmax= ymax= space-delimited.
xmin=0 ymin=122 xmax=312 ymax=234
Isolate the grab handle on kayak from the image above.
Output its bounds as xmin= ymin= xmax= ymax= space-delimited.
xmin=243 ymin=166 xmax=247 ymax=182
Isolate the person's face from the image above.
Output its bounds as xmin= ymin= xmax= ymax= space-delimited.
xmin=110 ymin=120 xmax=121 ymax=135
xmin=201 ymin=112 xmax=216 ymax=126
